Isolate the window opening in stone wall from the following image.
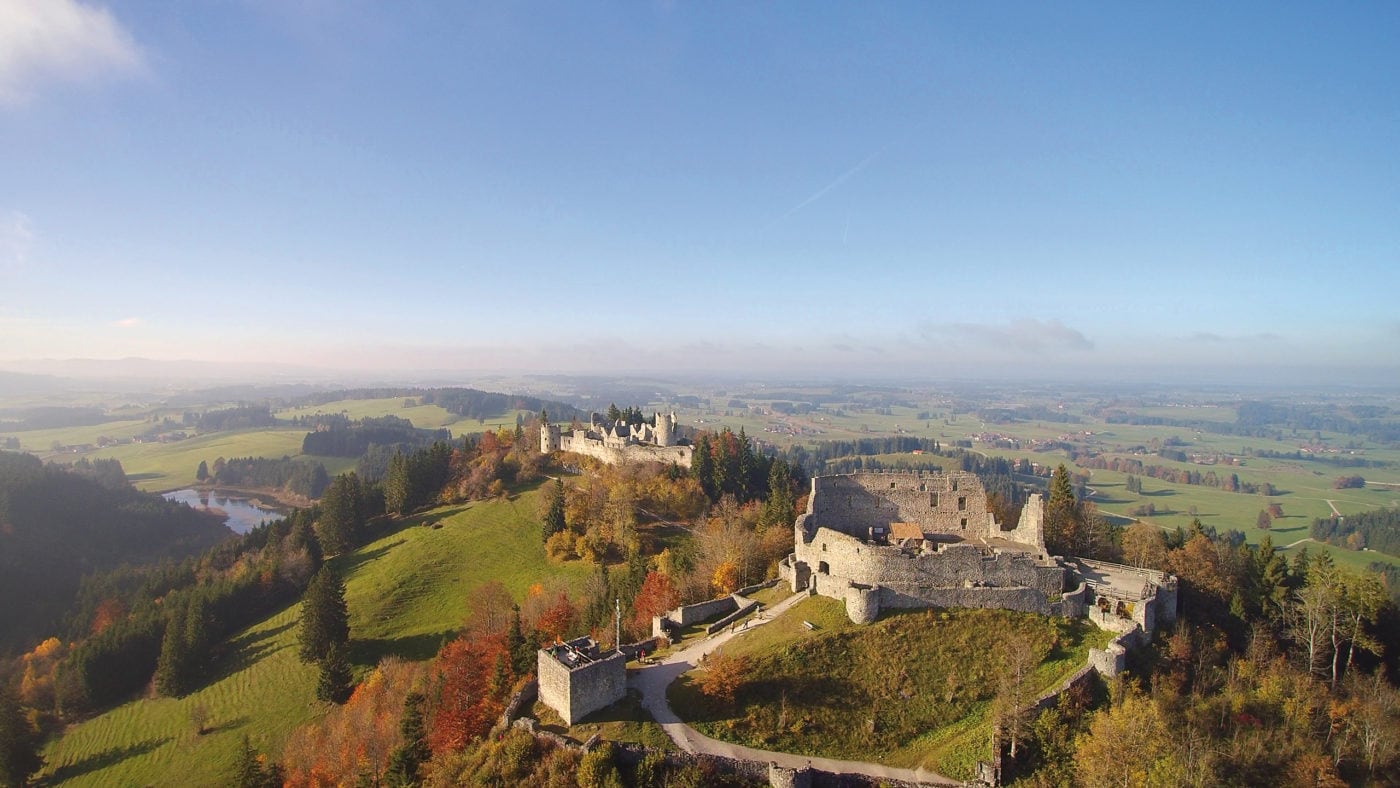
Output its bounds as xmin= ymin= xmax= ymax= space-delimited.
xmin=952 ymin=479 xmax=959 ymax=492
xmin=890 ymin=482 xmax=896 ymax=489
xmin=819 ymin=561 xmax=830 ymax=574
xmin=919 ymin=482 xmax=926 ymax=491
xmin=960 ymin=518 xmax=967 ymax=529
xmin=930 ymin=492 xmax=938 ymax=508
xmin=822 ymin=543 xmax=827 ymax=552
xmin=958 ymin=496 xmax=966 ymax=511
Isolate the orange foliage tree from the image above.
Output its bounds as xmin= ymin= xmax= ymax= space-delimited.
xmin=631 ymin=571 xmax=678 ymax=635
xmin=426 ymin=633 xmax=516 ymax=754
xmin=282 ymin=657 xmax=425 ymax=787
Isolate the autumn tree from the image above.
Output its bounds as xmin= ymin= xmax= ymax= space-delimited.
xmin=299 ymin=566 xmax=350 ymax=664
xmin=427 ymin=635 xmax=514 ymax=753
xmin=1074 ymin=690 xmax=1182 ymax=787
xmin=1257 ymin=509 xmax=1273 ymax=531
xmin=698 ymin=652 xmax=747 ymax=707
xmin=1122 ymin=523 xmax=1167 ymax=569
xmin=631 ymin=571 xmax=678 ymax=635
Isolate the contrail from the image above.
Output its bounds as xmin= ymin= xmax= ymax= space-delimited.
xmin=767 ymin=148 xmax=883 ymax=229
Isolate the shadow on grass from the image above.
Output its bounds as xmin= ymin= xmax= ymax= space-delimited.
xmin=351 ymin=630 xmax=457 ymax=664
xmin=126 ymin=472 xmax=163 ymax=481
xmin=203 ymin=714 xmax=251 ymax=735
xmin=336 ymin=540 xmax=406 ymax=576
xmin=40 ymin=736 xmax=171 ymax=785
xmin=201 ymin=619 xmax=297 ymax=686
xmin=1270 ymin=526 xmax=1307 ymax=535
xmin=1140 ymin=489 xmax=1177 ymax=497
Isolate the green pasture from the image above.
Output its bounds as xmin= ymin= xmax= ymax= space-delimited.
xmin=51 ymin=429 xmax=312 ymax=492
xmin=0 ymin=418 xmax=154 ymax=453
xmin=275 ymin=397 xmax=535 ymax=439
xmin=344 ymin=489 xmax=596 ymax=663
xmin=39 ymin=605 xmax=320 ymax=788
xmin=670 ymin=596 xmax=1112 ymax=780
xmin=39 ymin=488 xmax=596 ymax=786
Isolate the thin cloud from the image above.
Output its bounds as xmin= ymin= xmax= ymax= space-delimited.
xmin=918 ymin=319 xmax=1094 ymax=354
xmin=767 ymin=148 xmax=882 ymax=228
xmin=112 ymin=317 xmax=142 ymax=328
xmin=0 ymin=0 xmax=146 ymax=105
xmin=1182 ymin=331 xmax=1282 ymax=344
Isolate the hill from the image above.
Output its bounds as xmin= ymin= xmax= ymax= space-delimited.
xmin=38 ymin=487 xmax=595 ymax=786
xmin=0 ymin=451 xmax=232 ymax=654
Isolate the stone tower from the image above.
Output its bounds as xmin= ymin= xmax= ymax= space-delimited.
xmin=540 ymin=420 xmax=561 ymax=453
xmin=654 ymin=411 xmax=675 ymax=447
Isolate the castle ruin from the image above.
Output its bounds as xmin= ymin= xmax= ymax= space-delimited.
xmin=780 ymin=471 xmax=1176 ymax=638
xmin=541 ymin=412 xmax=693 ymax=468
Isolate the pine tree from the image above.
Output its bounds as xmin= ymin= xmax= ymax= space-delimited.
xmin=542 ymin=478 xmax=566 ymax=543
xmin=299 ymin=566 xmax=350 ymax=664
xmin=507 ymin=605 xmax=533 ymax=677
xmin=760 ymin=458 xmax=795 ymax=529
xmin=317 ymin=472 xmax=364 ymax=555
xmin=0 ymin=682 xmax=42 ymax=788
xmin=316 ymin=642 xmax=353 ymax=704
xmin=155 ymin=600 xmax=194 ymax=697
xmin=385 ymin=691 xmax=430 ymax=787
xmin=384 ymin=452 xmax=411 ymax=515
xmin=196 ymin=459 xmax=209 ymax=482
xmin=1045 ymin=464 xmax=1081 ymax=556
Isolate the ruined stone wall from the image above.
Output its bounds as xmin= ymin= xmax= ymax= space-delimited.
xmin=807 ymin=472 xmax=997 ymax=538
xmin=536 ymin=648 xmax=626 ymax=725
xmin=558 ymin=432 xmax=693 ymax=468
xmin=1001 ymin=493 xmax=1046 ymax=551
xmin=799 ymin=528 xmax=1064 ymax=596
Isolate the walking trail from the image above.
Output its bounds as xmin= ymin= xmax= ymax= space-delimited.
xmin=629 ymin=591 xmax=959 ymax=786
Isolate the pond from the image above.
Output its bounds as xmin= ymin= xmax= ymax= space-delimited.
xmin=163 ymin=488 xmax=286 ymax=534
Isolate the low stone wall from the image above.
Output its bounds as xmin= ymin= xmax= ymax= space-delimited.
xmin=707 ymin=599 xmax=760 ymax=634
xmin=498 ymin=678 xmax=539 ymax=729
xmin=653 ymin=594 xmax=742 ymax=638
xmin=1088 ymin=630 xmax=1140 ymax=678
xmin=736 ymin=578 xmax=782 ymax=596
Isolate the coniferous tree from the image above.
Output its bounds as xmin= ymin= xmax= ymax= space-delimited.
xmin=0 ymin=682 xmax=42 ymax=788
xmin=298 ymin=566 xmax=350 ymax=664
xmin=317 ymin=472 xmax=365 ymax=555
xmin=761 ymin=458 xmax=796 ymax=529
xmin=196 ymin=460 xmax=210 ymax=482
xmin=542 ymin=478 xmax=566 ymax=543
xmin=385 ymin=691 xmax=430 ymax=787
xmin=316 ymin=642 xmax=353 ymax=704
xmin=1045 ymin=464 xmax=1081 ymax=556
xmin=155 ymin=600 xmax=195 ymax=697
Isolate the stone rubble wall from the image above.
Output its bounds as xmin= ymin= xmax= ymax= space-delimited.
xmin=807 ymin=472 xmax=997 ymax=539
xmin=558 ymin=431 xmax=694 ymax=468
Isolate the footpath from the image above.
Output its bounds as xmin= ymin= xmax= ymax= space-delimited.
xmin=629 ymin=591 xmax=959 ymax=786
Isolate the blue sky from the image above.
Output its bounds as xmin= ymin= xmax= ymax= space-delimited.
xmin=1 ymin=1 xmax=1397 ymax=383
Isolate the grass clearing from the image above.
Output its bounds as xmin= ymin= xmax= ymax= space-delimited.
xmin=49 ymin=428 xmax=310 ymax=492
xmin=669 ymin=597 xmax=1111 ymax=781
xmin=39 ymin=487 xmax=596 ymax=786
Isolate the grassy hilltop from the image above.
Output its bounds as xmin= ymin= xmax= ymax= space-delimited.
xmin=39 ymin=487 xmax=593 ymax=787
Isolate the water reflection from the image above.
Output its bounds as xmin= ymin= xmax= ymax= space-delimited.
xmin=163 ymin=488 xmax=285 ymax=534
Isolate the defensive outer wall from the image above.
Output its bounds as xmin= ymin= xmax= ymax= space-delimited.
xmin=781 ymin=471 xmax=1073 ymax=624
xmin=779 ymin=471 xmax=1176 ymax=670
xmin=541 ymin=412 xmax=693 ymax=468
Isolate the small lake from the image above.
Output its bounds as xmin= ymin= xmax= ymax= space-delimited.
xmin=163 ymin=489 xmax=286 ymax=534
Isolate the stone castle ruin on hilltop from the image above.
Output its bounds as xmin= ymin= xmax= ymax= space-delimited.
xmin=780 ymin=471 xmax=1177 ymax=642
xmin=540 ymin=411 xmax=693 ymax=468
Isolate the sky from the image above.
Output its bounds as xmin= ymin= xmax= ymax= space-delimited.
xmin=1 ymin=1 xmax=1397 ymax=384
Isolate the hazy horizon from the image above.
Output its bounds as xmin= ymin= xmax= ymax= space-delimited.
xmin=3 ymin=2 xmax=1398 ymax=386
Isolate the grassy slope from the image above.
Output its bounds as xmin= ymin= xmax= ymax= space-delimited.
xmin=670 ymin=596 xmax=1112 ymax=781
xmin=39 ymin=487 xmax=595 ymax=786
xmin=275 ymin=398 xmax=535 ymax=438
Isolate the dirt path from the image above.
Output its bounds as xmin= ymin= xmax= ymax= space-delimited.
xmin=630 ymin=591 xmax=958 ymax=786
xmin=1325 ymin=499 xmax=1343 ymax=517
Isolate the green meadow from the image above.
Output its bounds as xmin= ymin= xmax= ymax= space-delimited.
xmin=670 ymin=596 xmax=1112 ymax=781
xmin=39 ymin=486 xmax=594 ymax=786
